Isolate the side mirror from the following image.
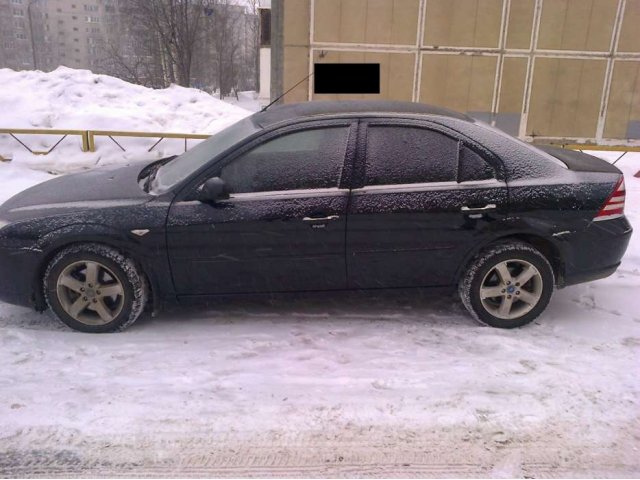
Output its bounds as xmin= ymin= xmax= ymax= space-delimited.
xmin=199 ymin=177 xmax=229 ymax=203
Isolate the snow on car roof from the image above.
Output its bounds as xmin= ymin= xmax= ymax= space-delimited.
xmin=252 ymin=100 xmax=473 ymax=127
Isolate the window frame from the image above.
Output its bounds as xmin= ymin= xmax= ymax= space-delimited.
xmin=353 ymin=118 xmax=505 ymax=190
xmin=176 ymin=119 xmax=358 ymax=203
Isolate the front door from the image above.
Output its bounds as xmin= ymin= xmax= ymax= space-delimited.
xmin=347 ymin=122 xmax=508 ymax=288
xmin=167 ymin=122 xmax=356 ymax=296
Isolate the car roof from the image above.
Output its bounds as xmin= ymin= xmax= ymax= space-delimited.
xmin=251 ymin=100 xmax=473 ymax=127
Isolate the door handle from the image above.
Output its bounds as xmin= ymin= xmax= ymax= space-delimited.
xmin=461 ymin=204 xmax=497 ymax=213
xmin=302 ymin=215 xmax=340 ymax=223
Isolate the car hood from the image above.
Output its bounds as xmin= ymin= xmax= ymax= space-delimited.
xmin=0 ymin=160 xmax=156 ymax=222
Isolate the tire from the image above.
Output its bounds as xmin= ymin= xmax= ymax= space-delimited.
xmin=459 ymin=241 xmax=554 ymax=328
xmin=43 ymin=243 xmax=148 ymax=333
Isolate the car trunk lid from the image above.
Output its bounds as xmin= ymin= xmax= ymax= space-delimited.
xmin=535 ymin=145 xmax=622 ymax=173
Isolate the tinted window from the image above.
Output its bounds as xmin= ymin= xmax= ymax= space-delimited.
xmin=220 ymin=127 xmax=349 ymax=194
xmin=365 ymin=126 xmax=458 ymax=185
xmin=457 ymin=146 xmax=495 ymax=182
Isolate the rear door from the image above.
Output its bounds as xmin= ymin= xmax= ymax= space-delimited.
xmin=346 ymin=120 xmax=508 ymax=289
xmin=167 ymin=120 xmax=357 ymax=296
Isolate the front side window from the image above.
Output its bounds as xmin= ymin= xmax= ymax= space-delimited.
xmin=365 ymin=126 xmax=459 ymax=185
xmin=220 ymin=127 xmax=350 ymax=194
xmin=150 ymin=117 xmax=261 ymax=194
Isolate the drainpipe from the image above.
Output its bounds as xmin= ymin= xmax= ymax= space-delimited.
xmin=270 ymin=0 xmax=283 ymax=103
xmin=27 ymin=0 xmax=38 ymax=69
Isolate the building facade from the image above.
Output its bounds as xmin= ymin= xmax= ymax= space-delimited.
xmin=272 ymin=0 xmax=640 ymax=146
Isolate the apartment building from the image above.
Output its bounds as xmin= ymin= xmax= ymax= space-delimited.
xmin=0 ymin=0 xmax=117 ymax=72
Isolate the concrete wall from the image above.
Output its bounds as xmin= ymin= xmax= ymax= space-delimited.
xmin=276 ymin=0 xmax=640 ymax=146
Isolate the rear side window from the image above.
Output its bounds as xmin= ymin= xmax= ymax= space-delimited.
xmin=365 ymin=126 xmax=458 ymax=185
xmin=220 ymin=126 xmax=349 ymax=193
xmin=457 ymin=145 xmax=495 ymax=182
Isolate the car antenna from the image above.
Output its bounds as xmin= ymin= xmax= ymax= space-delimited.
xmin=261 ymin=72 xmax=314 ymax=112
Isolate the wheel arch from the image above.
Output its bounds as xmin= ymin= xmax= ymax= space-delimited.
xmin=455 ymin=232 xmax=565 ymax=287
xmin=33 ymin=230 xmax=159 ymax=313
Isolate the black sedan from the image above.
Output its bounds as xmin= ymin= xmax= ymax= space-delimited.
xmin=0 ymin=101 xmax=632 ymax=332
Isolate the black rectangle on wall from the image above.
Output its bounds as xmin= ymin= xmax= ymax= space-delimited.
xmin=314 ymin=63 xmax=380 ymax=94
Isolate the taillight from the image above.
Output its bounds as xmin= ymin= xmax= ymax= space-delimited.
xmin=594 ymin=176 xmax=626 ymax=221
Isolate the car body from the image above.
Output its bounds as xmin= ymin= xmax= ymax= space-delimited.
xmin=0 ymin=101 xmax=632 ymax=331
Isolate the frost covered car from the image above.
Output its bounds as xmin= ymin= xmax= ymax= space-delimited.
xmin=0 ymin=101 xmax=632 ymax=332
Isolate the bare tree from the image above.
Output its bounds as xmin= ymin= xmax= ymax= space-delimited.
xmin=204 ymin=0 xmax=244 ymax=98
xmin=245 ymin=0 xmax=260 ymax=93
xmin=99 ymin=0 xmax=259 ymax=93
xmin=100 ymin=3 xmax=166 ymax=88
xmin=103 ymin=0 xmax=207 ymax=87
xmin=147 ymin=0 xmax=208 ymax=86
xmin=99 ymin=39 xmax=165 ymax=88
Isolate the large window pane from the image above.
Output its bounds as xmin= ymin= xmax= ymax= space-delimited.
xmin=365 ymin=126 xmax=458 ymax=185
xmin=221 ymin=127 xmax=349 ymax=193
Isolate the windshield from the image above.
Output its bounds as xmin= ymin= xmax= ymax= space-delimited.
xmin=150 ymin=116 xmax=261 ymax=194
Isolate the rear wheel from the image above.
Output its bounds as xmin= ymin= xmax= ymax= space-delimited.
xmin=44 ymin=244 xmax=148 ymax=333
xmin=459 ymin=241 xmax=554 ymax=328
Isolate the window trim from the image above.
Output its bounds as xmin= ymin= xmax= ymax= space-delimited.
xmin=225 ymin=187 xmax=349 ymax=202
xmin=351 ymin=179 xmax=506 ymax=196
xmin=175 ymin=188 xmax=349 ymax=207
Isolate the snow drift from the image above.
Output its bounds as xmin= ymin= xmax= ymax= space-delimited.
xmin=0 ymin=67 xmax=251 ymax=173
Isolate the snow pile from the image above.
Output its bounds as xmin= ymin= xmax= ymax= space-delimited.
xmin=0 ymin=67 xmax=251 ymax=173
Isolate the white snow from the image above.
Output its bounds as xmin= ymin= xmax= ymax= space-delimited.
xmin=0 ymin=68 xmax=638 ymax=473
xmin=222 ymin=90 xmax=263 ymax=113
xmin=0 ymin=67 xmax=251 ymax=174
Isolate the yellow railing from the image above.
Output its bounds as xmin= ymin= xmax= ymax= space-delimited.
xmin=0 ymin=128 xmax=90 ymax=154
xmin=0 ymin=128 xmax=211 ymax=155
xmin=552 ymin=143 xmax=640 ymax=152
xmin=1 ymin=128 xmax=639 ymax=157
xmin=87 ymin=130 xmax=211 ymax=153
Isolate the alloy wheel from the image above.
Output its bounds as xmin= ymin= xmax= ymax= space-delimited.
xmin=56 ymin=260 xmax=125 ymax=325
xmin=479 ymin=259 xmax=543 ymax=320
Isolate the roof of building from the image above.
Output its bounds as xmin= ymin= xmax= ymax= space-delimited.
xmin=252 ymin=100 xmax=472 ymax=127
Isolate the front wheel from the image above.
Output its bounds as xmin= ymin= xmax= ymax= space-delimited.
xmin=43 ymin=244 xmax=148 ymax=333
xmin=459 ymin=241 xmax=555 ymax=328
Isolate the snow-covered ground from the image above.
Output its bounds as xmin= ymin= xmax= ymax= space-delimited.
xmin=0 ymin=68 xmax=639 ymax=476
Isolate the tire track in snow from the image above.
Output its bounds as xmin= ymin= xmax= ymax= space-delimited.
xmin=1 ymin=428 xmax=638 ymax=477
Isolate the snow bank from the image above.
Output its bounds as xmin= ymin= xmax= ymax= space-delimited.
xmin=0 ymin=67 xmax=251 ymax=173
